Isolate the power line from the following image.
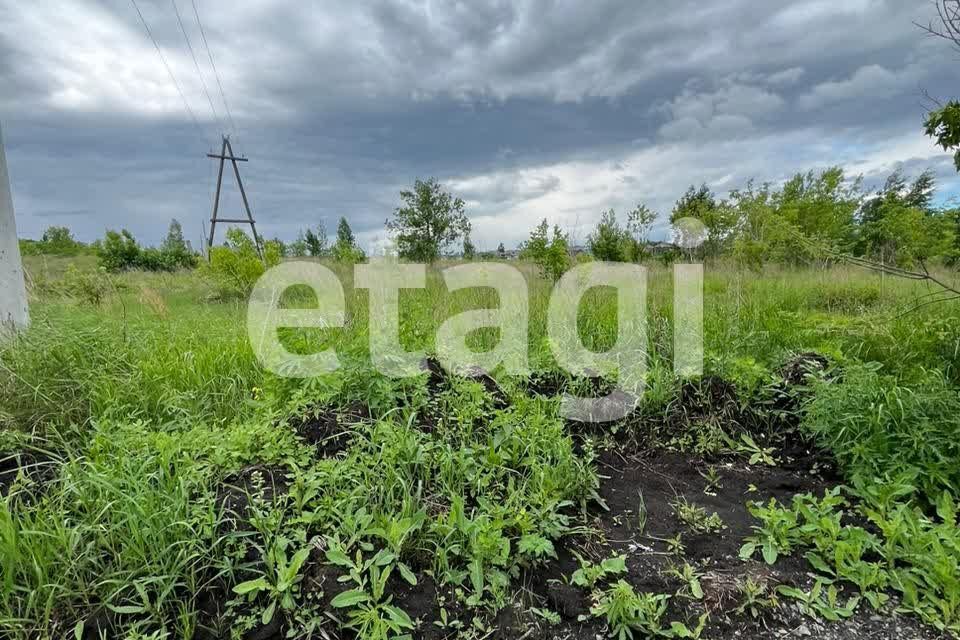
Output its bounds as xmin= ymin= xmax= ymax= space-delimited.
xmin=189 ymin=0 xmax=238 ymax=141
xmin=129 ymin=0 xmax=206 ymax=141
xmin=170 ymin=0 xmax=223 ymax=133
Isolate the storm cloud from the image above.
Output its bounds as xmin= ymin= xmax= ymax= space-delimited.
xmin=1 ymin=0 xmax=957 ymax=249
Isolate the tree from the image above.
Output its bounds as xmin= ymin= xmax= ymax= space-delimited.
xmin=303 ymin=223 xmax=328 ymax=257
xmin=336 ymin=217 xmax=355 ymax=246
xmin=97 ymin=229 xmax=141 ymax=272
xmin=625 ymin=204 xmax=658 ymax=261
xmin=520 ymin=219 xmax=569 ymax=280
xmin=670 ymin=184 xmax=736 ymax=258
xmin=332 ymin=217 xmax=365 ymax=263
xmin=289 ymin=231 xmax=309 ymax=257
xmin=205 ymin=228 xmax=282 ymax=297
xmin=386 ymin=177 xmax=470 ymax=262
xmin=857 ymin=169 xmax=951 ymax=266
xmin=588 ymin=209 xmax=631 ymax=261
xmin=462 ymin=233 xmax=476 ymax=260
xmin=520 ymin=219 xmax=550 ymax=262
xmin=42 ymin=226 xmax=81 ymax=253
xmin=158 ymin=219 xmax=197 ymax=269
xmin=917 ymin=2 xmax=960 ymax=169
xmin=161 ymin=219 xmax=188 ymax=254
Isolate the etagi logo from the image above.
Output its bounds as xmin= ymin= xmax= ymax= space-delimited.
xmin=247 ymin=219 xmax=706 ymax=423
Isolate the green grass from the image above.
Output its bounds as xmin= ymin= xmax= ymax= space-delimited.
xmin=3 ymin=257 xmax=960 ymax=638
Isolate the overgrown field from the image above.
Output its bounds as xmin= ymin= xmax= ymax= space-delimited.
xmin=3 ymin=257 xmax=960 ymax=639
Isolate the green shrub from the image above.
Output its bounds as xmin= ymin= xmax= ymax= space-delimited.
xmin=204 ymin=228 xmax=281 ymax=297
xmin=802 ymin=366 xmax=960 ymax=506
xmin=97 ymin=229 xmax=141 ymax=272
xmin=96 ymin=224 xmax=198 ymax=273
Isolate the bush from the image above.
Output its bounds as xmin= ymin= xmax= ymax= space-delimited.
xmin=97 ymin=229 xmax=141 ymax=272
xmin=520 ymin=219 xmax=570 ymax=280
xmin=802 ymin=366 xmax=960 ymax=506
xmin=204 ymin=228 xmax=282 ymax=297
xmin=19 ymin=226 xmax=89 ymax=256
xmin=61 ymin=265 xmax=112 ymax=306
xmin=96 ymin=224 xmax=199 ymax=273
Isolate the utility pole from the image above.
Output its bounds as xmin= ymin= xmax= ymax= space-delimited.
xmin=206 ymin=135 xmax=263 ymax=260
xmin=0 ymin=121 xmax=28 ymax=334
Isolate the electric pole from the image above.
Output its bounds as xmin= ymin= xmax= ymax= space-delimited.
xmin=206 ymin=135 xmax=263 ymax=260
xmin=0 ymin=121 xmax=28 ymax=334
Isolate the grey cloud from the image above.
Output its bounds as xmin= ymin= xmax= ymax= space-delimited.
xmin=1 ymin=0 xmax=958 ymax=248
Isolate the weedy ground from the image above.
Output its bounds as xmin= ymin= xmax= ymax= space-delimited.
xmin=2 ymin=257 xmax=960 ymax=639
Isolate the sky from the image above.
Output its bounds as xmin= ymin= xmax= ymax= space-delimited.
xmin=1 ymin=0 xmax=958 ymax=251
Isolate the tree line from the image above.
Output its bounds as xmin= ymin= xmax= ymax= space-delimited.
xmin=18 ymin=165 xmax=960 ymax=279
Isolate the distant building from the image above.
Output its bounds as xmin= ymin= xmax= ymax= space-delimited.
xmin=645 ymin=241 xmax=678 ymax=255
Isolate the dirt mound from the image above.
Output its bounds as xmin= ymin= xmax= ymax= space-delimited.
xmin=420 ymin=356 xmax=510 ymax=409
xmin=780 ymin=351 xmax=830 ymax=387
xmin=291 ymin=402 xmax=369 ymax=458
xmin=216 ymin=464 xmax=290 ymax=533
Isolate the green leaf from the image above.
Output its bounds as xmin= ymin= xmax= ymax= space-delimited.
xmin=600 ymin=555 xmax=627 ymax=574
xmin=371 ymin=549 xmax=396 ymax=567
xmin=398 ymin=562 xmax=418 ymax=586
xmin=330 ymin=588 xmax=371 ymax=608
xmin=761 ymin=540 xmax=778 ymax=565
xmin=325 ymin=546 xmax=354 ymax=568
xmin=738 ymin=542 xmax=756 ymax=560
xmin=233 ymin=578 xmax=270 ymax=595
xmin=383 ymin=604 xmax=415 ymax=629
xmin=804 ymin=551 xmax=833 ymax=576
xmin=261 ymin=599 xmax=277 ymax=626
xmin=469 ymin=559 xmax=484 ymax=594
xmin=107 ymin=604 xmax=146 ymax=615
xmin=690 ymin=579 xmax=703 ymax=600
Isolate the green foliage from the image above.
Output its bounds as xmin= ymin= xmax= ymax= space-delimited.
xmin=324 ymin=538 xmax=416 ymax=639
xmin=589 ymin=581 xmax=672 ymax=640
xmin=97 ymin=228 xmax=141 ymax=271
xmin=332 ymin=217 xmax=366 ymax=263
xmin=520 ymin=219 xmax=570 ymax=280
xmin=20 ymin=226 xmax=88 ymax=256
xmin=671 ymin=184 xmax=735 ymax=258
xmin=303 ymin=223 xmax=328 ymax=257
xmin=462 ymin=232 xmax=476 ymax=260
xmin=925 ymin=100 xmax=960 ymax=171
xmin=671 ymin=498 xmax=724 ymax=534
xmin=9 ymin=254 xmax=960 ymax=638
xmin=387 ymin=177 xmax=470 ymax=262
xmin=96 ymin=222 xmax=198 ymax=273
xmin=205 ymin=228 xmax=281 ymax=297
xmin=741 ymin=487 xmax=960 ymax=633
xmin=803 ymin=366 xmax=960 ymax=504
xmin=588 ymin=209 xmax=632 ymax=262
xmin=777 ymin=580 xmax=860 ymax=621
xmin=232 ymin=542 xmax=311 ymax=625
xmin=60 ymin=264 xmax=112 ymax=306
xmin=570 ymin=553 xmax=628 ymax=588
xmin=854 ymin=170 xmax=952 ymax=266
xmin=626 ymin=204 xmax=658 ymax=261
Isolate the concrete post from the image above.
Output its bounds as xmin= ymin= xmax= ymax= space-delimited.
xmin=0 ymin=121 xmax=29 ymax=333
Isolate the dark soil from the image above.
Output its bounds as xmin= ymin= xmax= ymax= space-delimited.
xmin=780 ymin=352 xmax=831 ymax=387
xmin=514 ymin=448 xmax=942 ymax=640
xmin=291 ymin=402 xmax=370 ymax=458
xmin=420 ymin=356 xmax=510 ymax=409
xmin=200 ymin=361 xmax=943 ymax=640
xmin=216 ymin=464 xmax=291 ymax=533
xmin=0 ymin=449 xmax=58 ymax=498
